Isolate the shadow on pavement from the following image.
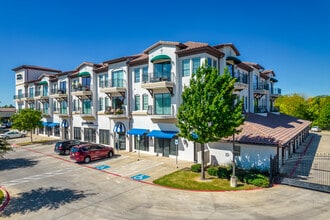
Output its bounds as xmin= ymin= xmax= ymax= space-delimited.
xmin=0 ymin=187 xmax=96 ymax=217
xmin=0 ymin=158 xmax=38 ymax=171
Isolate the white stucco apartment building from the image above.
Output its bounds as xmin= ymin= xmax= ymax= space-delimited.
xmin=13 ymin=40 xmax=311 ymax=171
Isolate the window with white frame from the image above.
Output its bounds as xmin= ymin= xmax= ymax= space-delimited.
xmin=192 ymin=57 xmax=201 ymax=74
xmin=142 ymin=66 xmax=148 ymax=82
xmin=99 ymin=97 xmax=104 ymax=111
xmin=135 ymin=95 xmax=140 ymax=110
xmin=182 ymin=59 xmax=190 ymax=77
xmin=142 ymin=94 xmax=148 ymax=110
xmin=134 ymin=68 xmax=140 ymax=83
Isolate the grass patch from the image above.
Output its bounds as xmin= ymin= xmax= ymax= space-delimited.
xmin=0 ymin=190 xmax=4 ymax=205
xmin=153 ymin=169 xmax=257 ymax=191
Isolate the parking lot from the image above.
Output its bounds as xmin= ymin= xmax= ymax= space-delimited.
xmin=0 ymin=135 xmax=329 ymax=219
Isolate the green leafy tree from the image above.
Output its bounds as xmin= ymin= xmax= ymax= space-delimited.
xmin=177 ymin=66 xmax=244 ymax=180
xmin=274 ymin=93 xmax=308 ymax=119
xmin=315 ymin=96 xmax=330 ymax=129
xmin=11 ymin=108 xmax=43 ymax=142
xmin=0 ymin=139 xmax=12 ymax=158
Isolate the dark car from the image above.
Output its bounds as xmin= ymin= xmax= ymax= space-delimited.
xmin=54 ymin=140 xmax=87 ymax=155
xmin=70 ymin=143 xmax=114 ymax=163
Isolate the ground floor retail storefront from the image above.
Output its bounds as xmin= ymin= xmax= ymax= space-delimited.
xmin=128 ymin=128 xmax=178 ymax=157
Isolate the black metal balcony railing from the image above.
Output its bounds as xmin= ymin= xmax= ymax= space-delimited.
xmin=51 ymin=89 xmax=67 ymax=95
xmin=235 ymin=75 xmax=248 ymax=84
xmin=270 ymin=88 xmax=281 ymax=95
xmin=35 ymin=91 xmax=49 ymax=97
xmin=14 ymin=94 xmax=26 ymax=99
xmin=101 ymin=79 xmax=127 ymax=88
xmin=104 ymin=106 xmax=127 ymax=115
xmin=142 ymin=72 xmax=173 ymax=83
xmin=253 ymin=83 xmax=269 ymax=90
xmin=72 ymin=85 xmax=91 ymax=92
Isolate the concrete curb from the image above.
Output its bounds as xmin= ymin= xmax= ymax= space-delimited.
xmin=0 ymin=186 xmax=10 ymax=212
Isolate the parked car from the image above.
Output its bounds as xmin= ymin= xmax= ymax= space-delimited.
xmin=311 ymin=126 xmax=321 ymax=132
xmin=70 ymin=143 xmax=114 ymax=163
xmin=54 ymin=140 xmax=87 ymax=155
xmin=0 ymin=130 xmax=25 ymax=139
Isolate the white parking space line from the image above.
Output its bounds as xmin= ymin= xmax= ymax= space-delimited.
xmin=0 ymin=166 xmax=85 ymax=187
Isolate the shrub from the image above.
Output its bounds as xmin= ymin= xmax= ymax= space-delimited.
xmin=218 ymin=166 xmax=231 ymax=179
xmin=207 ymin=166 xmax=218 ymax=176
xmin=244 ymin=173 xmax=269 ymax=188
xmin=191 ymin=164 xmax=201 ymax=173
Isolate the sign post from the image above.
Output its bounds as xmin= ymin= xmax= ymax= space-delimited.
xmin=137 ymin=135 xmax=140 ymax=160
xmin=175 ymin=139 xmax=178 ymax=165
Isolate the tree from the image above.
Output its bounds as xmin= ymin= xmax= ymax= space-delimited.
xmin=177 ymin=65 xmax=244 ymax=180
xmin=274 ymin=93 xmax=308 ymax=119
xmin=11 ymin=108 xmax=43 ymax=142
xmin=315 ymin=96 xmax=330 ymax=129
xmin=0 ymin=139 xmax=12 ymax=158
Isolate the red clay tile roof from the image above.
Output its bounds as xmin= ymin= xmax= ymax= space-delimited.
xmin=214 ymin=43 xmax=241 ymax=56
xmin=262 ymin=70 xmax=276 ymax=77
xmin=12 ymin=65 xmax=61 ymax=72
xmin=177 ymin=41 xmax=224 ymax=58
xmin=225 ymin=113 xmax=311 ymax=146
xmin=128 ymin=53 xmax=149 ymax=66
xmin=143 ymin=41 xmax=184 ymax=54
xmin=237 ymin=62 xmax=253 ymax=72
xmin=243 ymin=62 xmax=265 ymax=71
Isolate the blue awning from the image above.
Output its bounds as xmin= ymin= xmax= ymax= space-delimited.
xmin=127 ymin=128 xmax=149 ymax=136
xmin=42 ymin=121 xmax=52 ymax=126
xmin=49 ymin=122 xmax=59 ymax=127
xmin=147 ymin=130 xmax=178 ymax=139
xmin=113 ymin=122 xmax=126 ymax=133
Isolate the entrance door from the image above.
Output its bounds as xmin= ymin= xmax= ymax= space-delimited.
xmin=163 ymin=138 xmax=170 ymax=157
xmin=118 ymin=133 xmax=126 ymax=150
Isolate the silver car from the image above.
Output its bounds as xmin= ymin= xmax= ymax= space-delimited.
xmin=0 ymin=130 xmax=26 ymax=139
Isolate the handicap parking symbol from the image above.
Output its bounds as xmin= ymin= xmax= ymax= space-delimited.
xmin=95 ymin=165 xmax=111 ymax=170
xmin=131 ymin=174 xmax=150 ymax=181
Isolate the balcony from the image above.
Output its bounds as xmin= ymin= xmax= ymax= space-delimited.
xmin=141 ymin=72 xmax=175 ymax=97
xmin=41 ymin=109 xmax=51 ymax=118
xmin=53 ymin=108 xmax=69 ymax=117
xmin=270 ymin=88 xmax=281 ymax=99
xmin=99 ymin=79 xmax=127 ymax=99
xmin=104 ymin=106 xmax=128 ymax=119
xmin=14 ymin=93 xmax=26 ymax=101
xmin=234 ymin=75 xmax=248 ymax=91
xmin=253 ymin=83 xmax=269 ymax=99
xmin=73 ymin=107 xmax=95 ymax=120
xmin=255 ymin=105 xmax=268 ymax=116
xmin=35 ymin=91 xmax=49 ymax=103
xmin=146 ymin=104 xmax=176 ymax=121
xmin=71 ymin=86 xmax=92 ymax=100
xmin=50 ymin=89 xmax=68 ymax=101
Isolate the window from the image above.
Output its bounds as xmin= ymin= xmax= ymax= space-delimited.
xmin=43 ymin=85 xmax=48 ymax=96
xmin=53 ymin=101 xmax=57 ymax=111
xmin=134 ymin=134 xmax=149 ymax=151
xmin=82 ymin=77 xmax=91 ymax=89
xmin=105 ymin=97 xmax=110 ymax=109
xmin=134 ymin=68 xmax=140 ymax=83
xmin=192 ymin=57 xmax=201 ymax=74
xmin=112 ymin=97 xmax=123 ymax=110
xmin=29 ymin=87 xmax=34 ymax=98
xmin=84 ymin=128 xmax=96 ymax=143
xmin=112 ymin=70 xmax=124 ymax=87
xmin=99 ymin=75 xmax=104 ymax=88
xmin=213 ymin=60 xmax=217 ymax=69
xmin=54 ymin=125 xmax=60 ymax=137
xmin=104 ymin=74 xmax=109 ymax=87
xmin=154 ymin=62 xmax=171 ymax=81
xmin=142 ymin=66 xmax=148 ymax=82
xmin=135 ymin=95 xmax=140 ymax=110
xmin=43 ymin=102 xmax=49 ymax=114
xmin=82 ymin=100 xmax=91 ymax=114
xmin=60 ymin=101 xmax=67 ymax=114
xmin=99 ymin=97 xmax=104 ymax=111
xmin=60 ymin=81 xmax=66 ymax=92
xmin=99 ymin=129 xmax=110 ymax=145
xmin=207 ymin=57 xmax=212 ymax=67
xmin=182 ymin=59 xmax=190 ymax=77
xmin=18 ymin=89 xmax=23 ymax=99
xmin=154 ymin=93 xmax=171 ymax=115
xmin=74 ymin=127 xmax=81 ymax=140
xmin=16 ymin=74 xmax=22 ymax=80
xmin=142 ymin=94 xmax=148 ymax=110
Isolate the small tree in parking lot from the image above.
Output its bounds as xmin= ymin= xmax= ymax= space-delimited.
xmin=0 ymin=139 xmax=12 ymax=158
xmin=11 ymin=109 xmax=43 ymax=142
xmin=177 ymin=66 xmax=244 ymax=180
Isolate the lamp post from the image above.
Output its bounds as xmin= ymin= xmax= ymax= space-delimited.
xmin=137 ymin=135 xmax=140 ymax=161
xmin=175 ymin=139 xmax=178 ymax=167
xmin=230 ymin=133 xmax=237 ymax=187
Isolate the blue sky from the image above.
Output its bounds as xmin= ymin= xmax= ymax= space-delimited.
xmin=0 ymin=0 xmax=329 ymax=106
